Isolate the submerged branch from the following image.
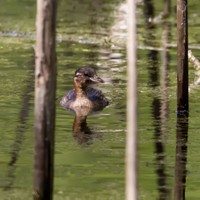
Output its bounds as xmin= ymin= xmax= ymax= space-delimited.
xmin=188 ymin=50 xmax=200 ymax=91
xmin=188 ymin=50 xmax=200 ymax=70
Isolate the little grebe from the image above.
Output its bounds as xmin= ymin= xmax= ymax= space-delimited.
xmin=60 ymin=67 xmax=109 ymax=112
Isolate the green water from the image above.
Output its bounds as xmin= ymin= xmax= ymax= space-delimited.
xmin=0 ymin=0 xmax=200 ymax=200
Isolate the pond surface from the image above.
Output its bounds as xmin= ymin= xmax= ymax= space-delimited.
xmin=0 ymin=0 xmax=200 ymax=200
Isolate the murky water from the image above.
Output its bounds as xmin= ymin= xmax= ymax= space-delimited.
xmin=1 ymin=0 xmax=200 ymax=199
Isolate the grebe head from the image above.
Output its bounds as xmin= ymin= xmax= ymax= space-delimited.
xmin=74 ymin=67 xmax=104 ymax=87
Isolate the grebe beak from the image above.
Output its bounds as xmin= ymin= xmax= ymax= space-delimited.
xmin=89 ymin=75 xmax=104 ymax=83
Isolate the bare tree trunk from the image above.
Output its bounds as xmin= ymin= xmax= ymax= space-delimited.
xmin=33 ymin=0 xmax=57 ymax=199
xmin=126 ymin=0 xmax=137 ymax=199
xmin=175 ymin=2 xmax=188 ymax=199
xmin=177 ymin=0 xmax=188 ymax=113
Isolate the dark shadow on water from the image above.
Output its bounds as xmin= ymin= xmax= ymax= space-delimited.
xmin=174 ymin=114 xmax=188 ymax=200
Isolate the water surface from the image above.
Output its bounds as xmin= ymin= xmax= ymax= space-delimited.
xmin=0 ymin=0 xmax=200 ymax=200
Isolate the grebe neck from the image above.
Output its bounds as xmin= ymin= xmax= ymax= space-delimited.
xmin=74 ymin=81 xmax=88 ymax=98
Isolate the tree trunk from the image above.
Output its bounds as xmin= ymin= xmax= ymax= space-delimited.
xmin=34 ymin=0 xmax=57 ymax=199
xmin=177 ymin=0 xmax=188 ymax=113
xmin=126 ymin=0 xmax=137 ymax=199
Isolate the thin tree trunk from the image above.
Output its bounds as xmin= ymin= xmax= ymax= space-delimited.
xmin=177 ymin=0 xmax=188 ymax=113
xmin=126 ymin=0 xmax=137 ymax=199
xmin=175 ymin=2 xmax=188 ymax=198
xmin=33 ymin=0 xmax=57 ymax=199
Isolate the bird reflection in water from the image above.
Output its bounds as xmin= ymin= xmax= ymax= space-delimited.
xmin=60 ymin=66 xmax=109 ymax=145
xmin=72 ymin=107 xmax=98 ymax=145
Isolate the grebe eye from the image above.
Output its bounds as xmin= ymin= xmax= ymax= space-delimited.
xmin=84 ymin=73 xmax=90 ymax=77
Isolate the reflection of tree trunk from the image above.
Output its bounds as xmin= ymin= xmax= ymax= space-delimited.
xmin=143 ymin=1 xmax=170 ymax=199
xmin=3 ymin=59 xmax=34 ymax=190
xmin=160 ymin=19 xmax=170 ymax=141
xmin=143 ymin=0 xmax=159 ymax=88
xmin=174 ymin=115 xmax=188 ymax=200
xmin=153 ymin=98 xmax=168 ymax=200
xmin=154 ymin=19 xmax=171 ymax=200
